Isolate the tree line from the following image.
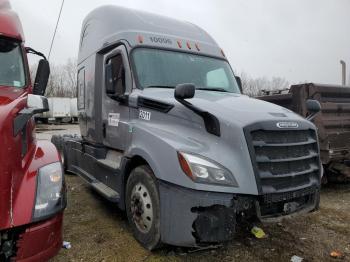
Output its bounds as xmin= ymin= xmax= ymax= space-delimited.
xmin=240 ymin=71 xmax=290 ymax=97
xmin=30 ymin=59 xmax=290 ymax=98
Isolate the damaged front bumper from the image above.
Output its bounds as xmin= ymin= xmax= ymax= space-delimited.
xmin=0 ymin=212 xmax=63 ymax=262
xmin=158 ymin=181 xmax=320 ymax=247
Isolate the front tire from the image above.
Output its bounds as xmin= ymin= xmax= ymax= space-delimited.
xmin=126 ymin=165 xmax=161 ymax=250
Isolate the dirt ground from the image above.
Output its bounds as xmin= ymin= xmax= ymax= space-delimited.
xmin=37 ymin=125 xmax=350 ymax=262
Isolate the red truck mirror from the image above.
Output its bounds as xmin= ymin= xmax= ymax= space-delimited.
xmin=33 ymin=59 xmax=50 ymax=96
xmin=27 ymin=94 xmax=49 ymax=114
xmin=13 ymin=94 xmax=49 ymax=136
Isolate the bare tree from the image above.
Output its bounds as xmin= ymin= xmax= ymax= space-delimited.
xmin=62 ymin=58 xmax=77 ymax=97
xmin=239 ymin=72 xmax=289 ymax=97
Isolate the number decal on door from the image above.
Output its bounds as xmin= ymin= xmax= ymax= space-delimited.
xmin=139 ymin=110 xmax=151 ymax=121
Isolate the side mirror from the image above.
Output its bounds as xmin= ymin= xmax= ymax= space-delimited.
xmin=174 ymin=83 xmax=195 ymax=100
xmin=33 ymin=59 xmax=50 ymax=96
xmin=306 ymin=99 xmax=321 ymax=121
xmin=235 ymin=76 xmax=243 ymax=93
xmin=27 ymin=94 xmax=49 ymax=114
xmin=13 ymin=94 xmax=49 ymax=136
xmin=105 ymin=62 xmax=126 ymax=98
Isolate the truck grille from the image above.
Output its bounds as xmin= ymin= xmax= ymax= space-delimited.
xmin=247 ymin=128 xmax=321 ymax=194
xmin=258 ymin=186 xmax=318 ymax=217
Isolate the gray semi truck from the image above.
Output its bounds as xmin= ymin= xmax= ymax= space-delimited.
xmin=54 ymin=6 xmax=323 ymax=250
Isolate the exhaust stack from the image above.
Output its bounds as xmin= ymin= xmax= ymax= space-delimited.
xmin=340 ymin=60 xmax=346 ymax=86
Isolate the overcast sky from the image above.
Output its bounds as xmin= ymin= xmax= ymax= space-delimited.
xmin=11 ymin=0 xmax=350 ymax=85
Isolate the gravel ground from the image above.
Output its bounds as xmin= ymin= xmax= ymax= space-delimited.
xmin=37 ymin=125 xmax=350 ymax=262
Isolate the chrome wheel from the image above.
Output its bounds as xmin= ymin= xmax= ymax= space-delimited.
xmin=130 ymin=183 xmax=153 ymax=234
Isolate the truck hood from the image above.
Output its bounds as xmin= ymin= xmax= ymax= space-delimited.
xmin=132 ymin=88 xmax=315 ymax=195
xmin=0 ymin=86 xmax=27 ymax=228
xmin=138 ymin=88 xmax=305 ymax=126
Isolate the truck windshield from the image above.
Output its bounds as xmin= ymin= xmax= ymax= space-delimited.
xmin=132 ymin=48 xmax=240 ymax=93
xmin=0 ymin=38 xmax=26 ymax=88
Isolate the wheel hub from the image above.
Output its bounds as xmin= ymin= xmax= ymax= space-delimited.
xmin=130 ymin=183 xmax=153 ymax=234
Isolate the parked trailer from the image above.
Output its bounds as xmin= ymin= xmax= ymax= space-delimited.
xmin=257 ymin=83 xmax=350 ymax=182
xmin=70 ymin=97 xmax=78 ymax=122
xmin=37 ymin=97 xmax=78 ymax=123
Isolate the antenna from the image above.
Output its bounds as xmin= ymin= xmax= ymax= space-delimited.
xmin=48 ymin=0 xmax=65 ymax=61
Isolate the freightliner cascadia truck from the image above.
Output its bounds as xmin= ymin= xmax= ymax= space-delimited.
xmin=0 ymin=1 xmax=66 ymax=260
xmin=54 ymin=6 xmax=322 ymax=250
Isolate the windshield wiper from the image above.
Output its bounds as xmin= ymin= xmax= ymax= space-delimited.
xmin=196 ymin=87 xmax=230 ymax=92
xmin=146 ymin=85 xmax=175 ymax=89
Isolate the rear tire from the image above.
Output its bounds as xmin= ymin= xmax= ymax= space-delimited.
xmin=51 ymin=135 xmax=64 ymax=152
xmin=126 ymin=165 xmax=161 ymax=250
xmin=51 ymin=135 xmax=72 ymax=172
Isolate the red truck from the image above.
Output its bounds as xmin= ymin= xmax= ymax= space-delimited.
xmin=0 ymin=1 xmax=66 ymax=261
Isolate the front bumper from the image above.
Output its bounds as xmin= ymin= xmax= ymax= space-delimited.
xmin=13 ymin=212 xmax=63 ymax=262
xmin=159 ymin=181 xmax=319 ymax=247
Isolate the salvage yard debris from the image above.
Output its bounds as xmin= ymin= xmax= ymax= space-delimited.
xmin=250 ymin=226 xmax=267 ymax=239
xmin=62 ymin=241 xmax=72 ymax=249
xmin=290 ymin=255 xmax=304 ymax=262
xmin=330 ymin=250 xmax=344 ymax=259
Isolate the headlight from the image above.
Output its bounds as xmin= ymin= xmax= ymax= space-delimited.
xmin=178 ymin=152 xmax=238 ymax=187
xmin=33 ymin=162 xmax=66 ymax=221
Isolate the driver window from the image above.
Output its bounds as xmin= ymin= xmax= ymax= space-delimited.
xmin=108 ymin=54 xmax=125 ymax=93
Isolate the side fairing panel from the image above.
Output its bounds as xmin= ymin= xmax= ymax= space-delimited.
xmin=78 ymin=55 xmax=103 ymax=143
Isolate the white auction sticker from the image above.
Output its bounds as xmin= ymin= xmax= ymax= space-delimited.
xmin=108 ymin=113 xmax=120 ymax=126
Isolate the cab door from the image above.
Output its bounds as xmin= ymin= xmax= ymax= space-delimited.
xmin=102 ymin=45 xmax=132 ymax=150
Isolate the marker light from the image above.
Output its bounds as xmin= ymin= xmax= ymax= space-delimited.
xmin=221 ymin=49 xmax=226 ymax=57
xmin=195 ymin=43 xmax=200 ymax=51
xmin=137 ymin=35 xmax=144 ymax=44
xmin=177 ymin=40 xmax=182 ymax=48
xmin=178 ymin=152 xmax=192 ymax=179
xmin=186 ymin=41 xmax=191 ymax=50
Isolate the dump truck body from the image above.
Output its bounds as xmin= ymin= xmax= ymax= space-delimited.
xmin=56 ymin=5 xmax=322 ymax=249
xmin=0 ymin=1 xmax=65 ymax=260
xmin=258 ymin=83 xmax=350 ymax=182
